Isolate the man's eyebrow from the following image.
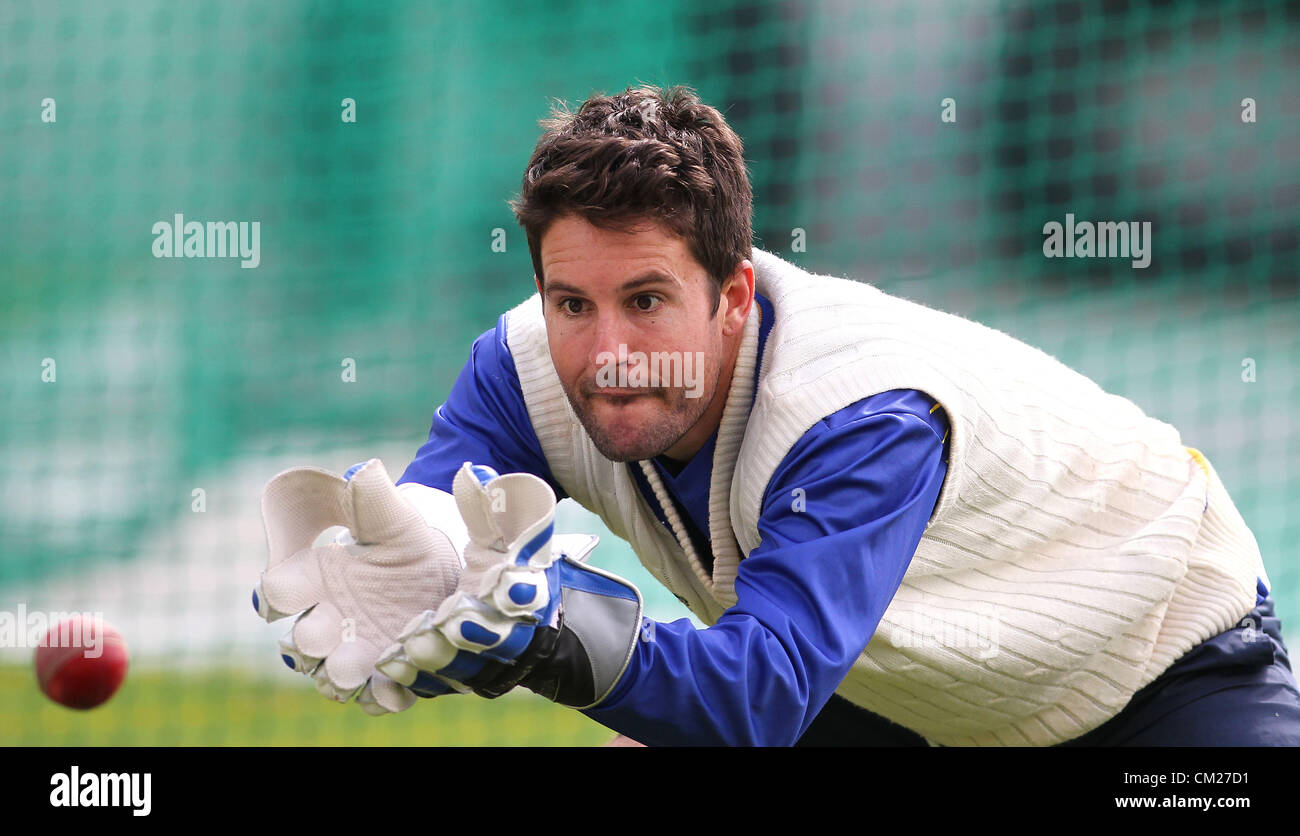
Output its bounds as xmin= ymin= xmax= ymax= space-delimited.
xmin=543 ymin=270 xmax=681 ymax=296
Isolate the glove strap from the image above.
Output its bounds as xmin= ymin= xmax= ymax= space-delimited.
xmin=468 ymin=557 xmax=643 ymax=708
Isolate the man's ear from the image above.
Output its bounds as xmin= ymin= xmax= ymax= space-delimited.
xmin=535 ymin=274 xmax=543 ymax=295
xmin=719 ymin=260 xmax=755 ymax=338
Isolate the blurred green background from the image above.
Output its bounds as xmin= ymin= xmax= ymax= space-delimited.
xmin=2 ymin=0 xmax=1296 ymax=745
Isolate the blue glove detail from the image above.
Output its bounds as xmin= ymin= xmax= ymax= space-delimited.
xmin=409 ymin=670 xmax=458 ymax=698
xmin=377 ymin=462 xmax=642 ymax=707
xmin=509 ymin=583 xmax=538 ymax=606
xmin=516 ymin=525 xmax=553 ymax=566
xmin=556 ymin=559 xmax=640 ymax=601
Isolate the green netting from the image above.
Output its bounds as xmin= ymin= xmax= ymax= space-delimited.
xmin=2 ymin=0 xmax=1296 ymax=745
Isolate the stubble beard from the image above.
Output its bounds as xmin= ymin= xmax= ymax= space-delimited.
xmin=567 ymin=367 xmax=722 ymax=463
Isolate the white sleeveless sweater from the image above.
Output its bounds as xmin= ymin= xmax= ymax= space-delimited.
xmin=505 ymin=248 xmax=1264 ymax=746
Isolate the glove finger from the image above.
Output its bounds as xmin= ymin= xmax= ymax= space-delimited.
xmin=482 ymin=563 xmax=551 ymax=620
xmin=452 ymin=463 xmax=507 ymax=552
xmin=375 ymin=638 xmax=469 ymax=698
xmin=452 ymin=465 xmax=556 ymax=546
xmin=278 ymin=627 xmax=322 ymax=674
xmin=452 ymin=464 xmax=556 ymax=571
xmin=312 ymin=661 xmax=365 ymax=703
xmin=252 ymin=579 xmax=293 ymax=623
xmin=376 ymin=639 xmax=419 ymax=686
xmin=291 ymin=601 xmax=345 ymax=660
xmin=398 ymin=609 xmax=461 ymax=674
xmin=315 ymin=636 xmax=378 ymax=695
xmin=261 ymin=467 xmax=351 ymax=566
xmin=435 ymin=589 xmax=534 ymax=653
xmin=345 ymin=459 xmax=432 ymax=547
xmin=378 ymin=644 xmax=470 ymax=697
xmin=423 ymin=593 xmax=540 ymax=673
xmin=256 ymin=549 xmax=326 ymax=622
xmin=356 ymin=673 xmax=417 ymax=716
xmin=487 ymin=473 xmax=559 ymax=551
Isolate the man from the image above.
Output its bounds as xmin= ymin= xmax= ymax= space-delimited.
xmin=256 ymin=84 xmax=1300 ymax=746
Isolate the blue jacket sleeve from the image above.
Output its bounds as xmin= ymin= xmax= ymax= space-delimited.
xmin=581 ymin=405 xmax=949 ymax=746
xmin=397 ymin=314 xmax=564 ymax=498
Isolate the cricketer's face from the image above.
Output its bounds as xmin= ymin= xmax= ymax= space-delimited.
xmin=537 ymin=214 xmax=752 ymax=463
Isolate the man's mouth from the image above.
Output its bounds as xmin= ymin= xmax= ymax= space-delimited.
xmin=582 ymin=381 xmax=666 ymax=399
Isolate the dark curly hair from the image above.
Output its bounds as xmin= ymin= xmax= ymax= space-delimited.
xmin=509 ymin=84 xmax=753 ymax=312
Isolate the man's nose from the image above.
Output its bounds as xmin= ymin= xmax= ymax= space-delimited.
xmin=590 ymin=311 xmax=628 ymax=366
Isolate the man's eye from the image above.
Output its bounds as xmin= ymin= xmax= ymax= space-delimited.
xmin=633 ymin=294 xmax=662 ymax=312
xmin=560 ymin=299 xmax=585 ymax=315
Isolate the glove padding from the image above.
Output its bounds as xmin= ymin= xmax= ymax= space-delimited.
xmin=377 ymin=462 xmax=643 ymax=708
xmin=254 ymin=458 xmax=464 ymax=715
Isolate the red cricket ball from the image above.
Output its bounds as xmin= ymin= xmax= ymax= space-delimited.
xmin=34 ymin=615 xmax=129 ymax=710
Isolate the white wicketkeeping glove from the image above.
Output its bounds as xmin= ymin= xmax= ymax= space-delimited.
xmin=254 ymin=458 xmax=466 ymax=715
